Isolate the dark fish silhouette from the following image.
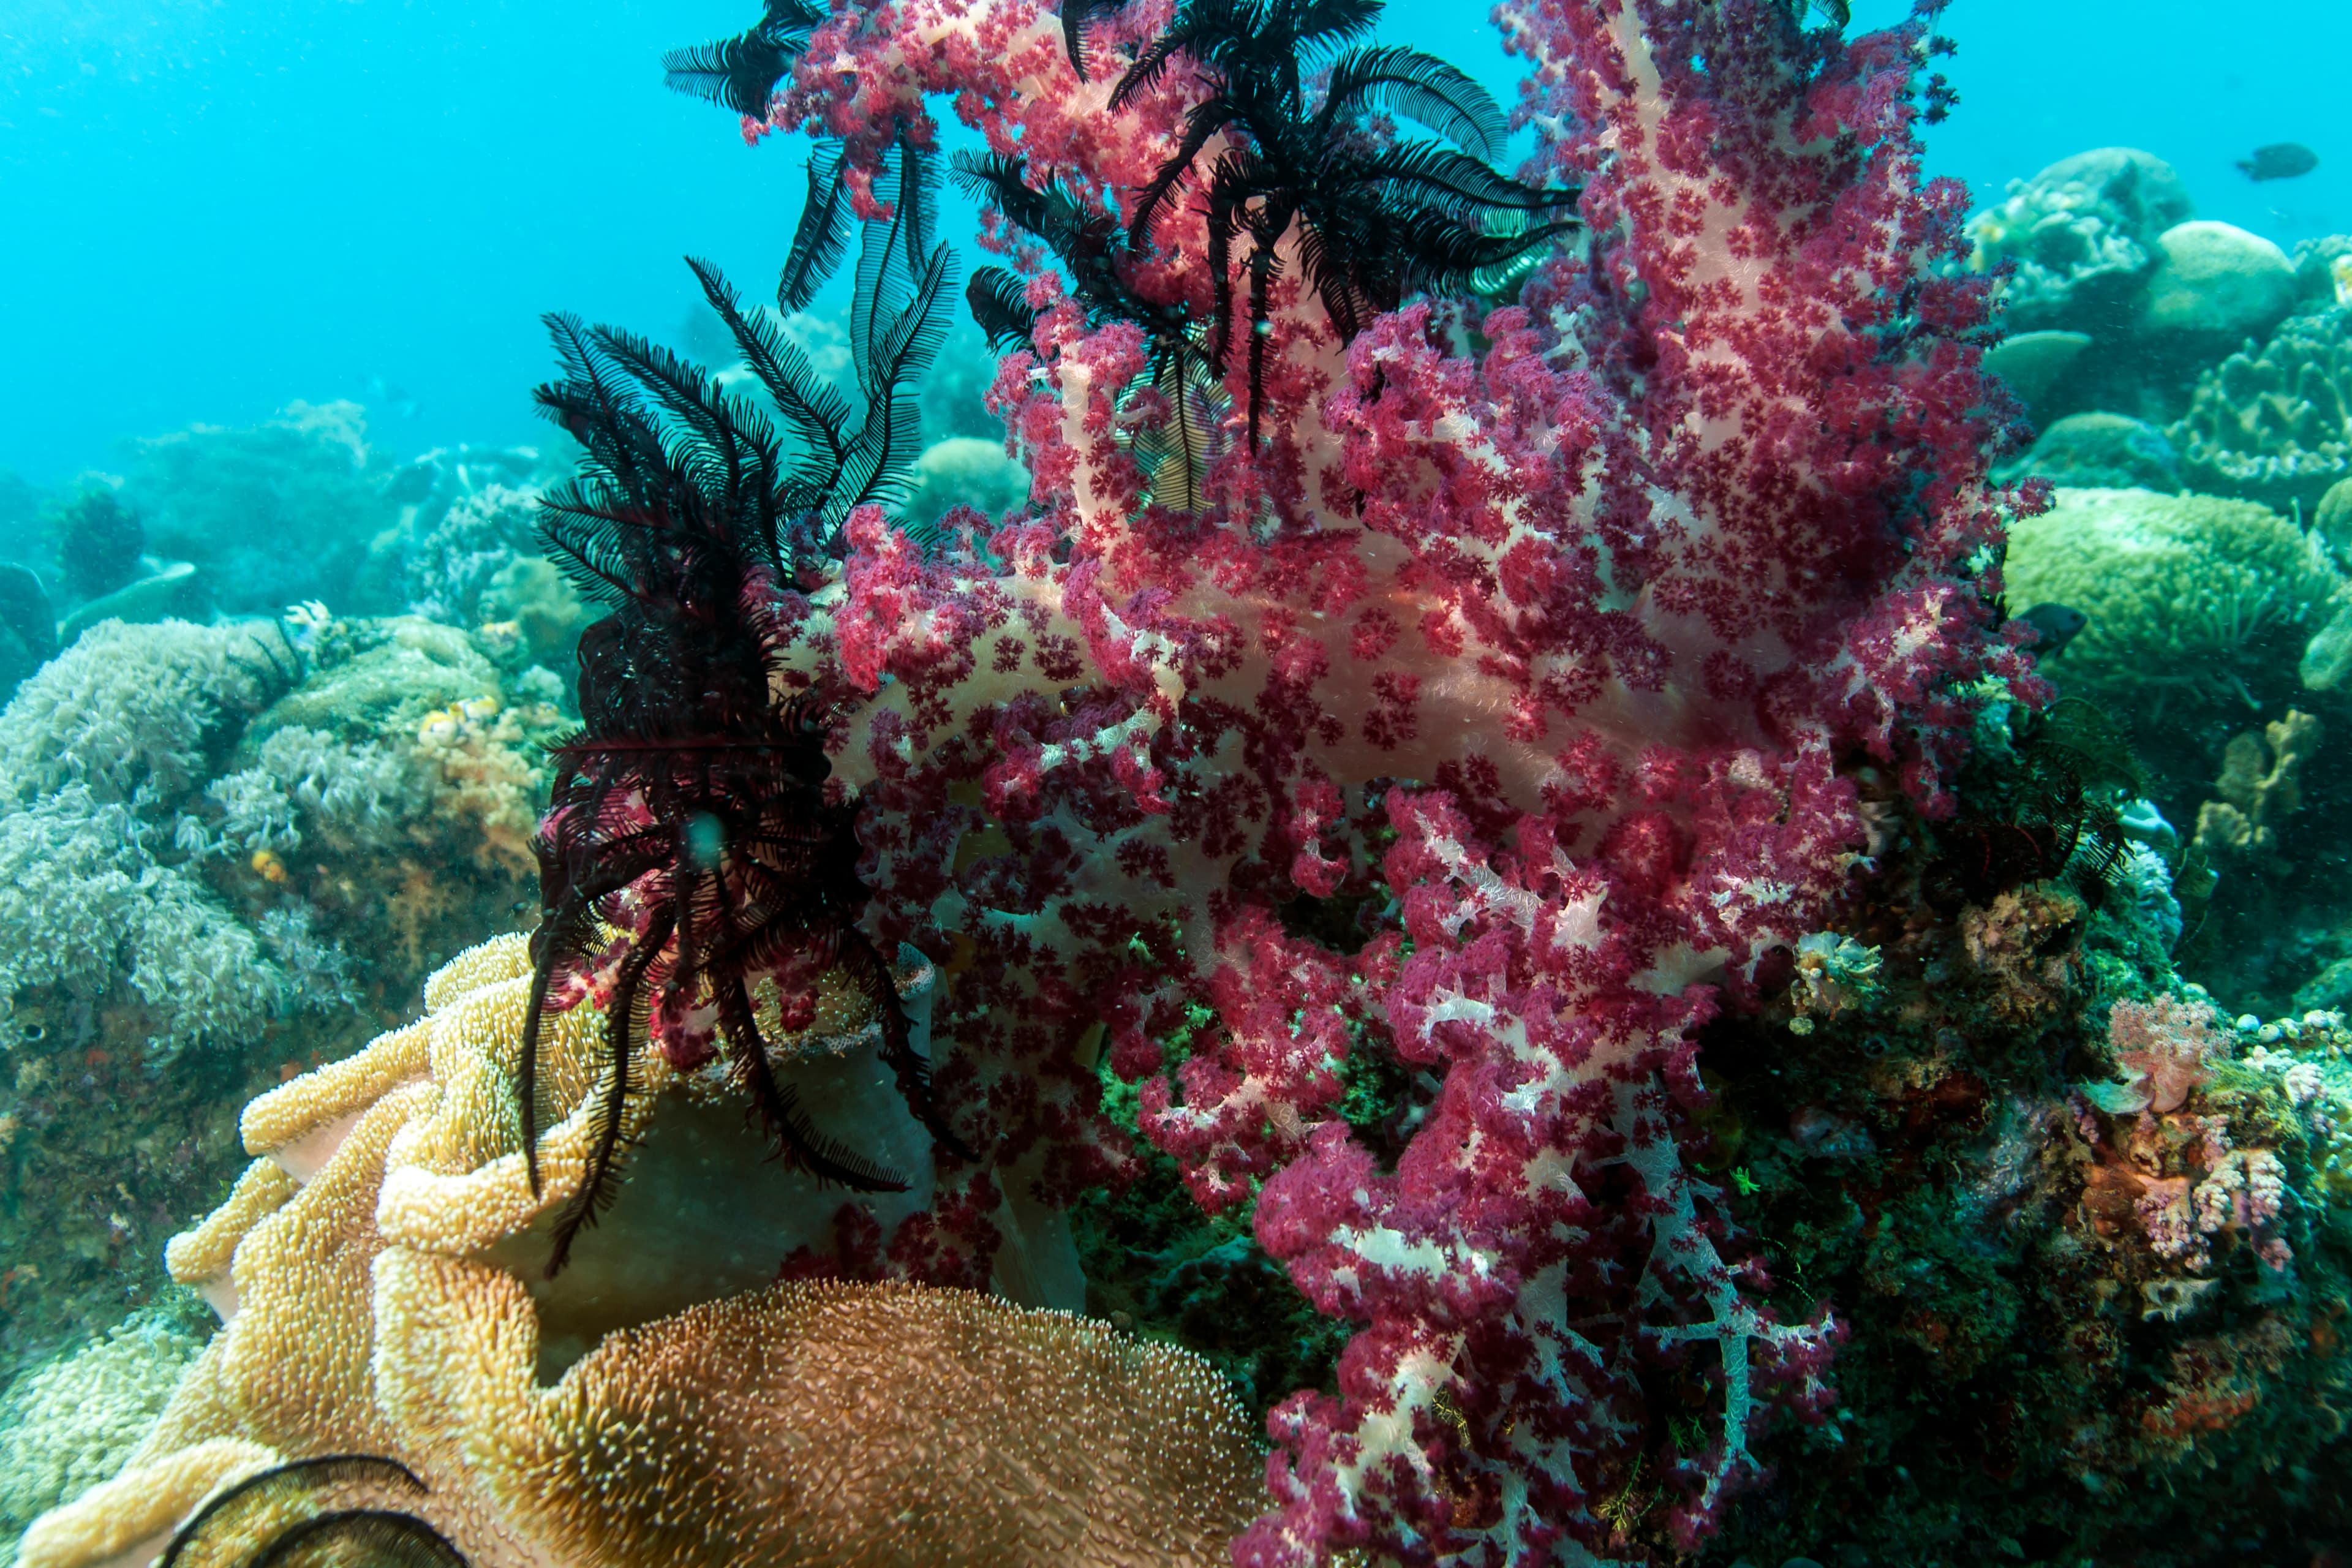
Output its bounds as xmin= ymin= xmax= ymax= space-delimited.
xmin=2017 ymin=601 xmax=2089 ymax=656
xmin=2237 ymin=143 xmax=2318 ymax=182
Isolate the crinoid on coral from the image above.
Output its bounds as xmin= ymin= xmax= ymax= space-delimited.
xmin=151 ymin=1455 xmax=472 ymax=1568
xmin=952 ymin=149 xmax=1227 ymax=513
xmin=660 ymin=0 xmax=826 ymax=119
xmin=522 ymin=141 xmax=967 ymax=1270
xmin=1095 ymin=0 xmax=1577 ymax=443
xmin=15 ymin=937 xmax=1262 ymax=1568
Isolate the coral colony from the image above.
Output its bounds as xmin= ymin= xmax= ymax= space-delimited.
xmin=536 ymin=0 xmax=2026 ymax=1560
xmin=50 ymin=0 xmax=2352 ymax=1564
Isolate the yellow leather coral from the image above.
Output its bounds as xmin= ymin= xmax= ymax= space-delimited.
xmin=19 ymin=937 xmax=1264 ymax=1568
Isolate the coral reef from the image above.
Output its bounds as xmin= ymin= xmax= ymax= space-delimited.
xmin=10 ymin=5 xmax=2352 ymax=1567
xmin=0 ymin=614 xmax=557 ymax=1414
xmin=2191 ymin=709 xmax=2320 ymax=862
xmin=2170 ymin=304 xmax=2352 ymax=518
xmin=0 ymin=1301 xmax=209 ymax=1561
xmin=20 ymin=938 xmax=1261 ymax=1568
xmin=2135 ymin=221 xmax=2299 ymax=355
xmin=1968 ymin=153 xmax=2318 ymax=428
xmin=903 ymin=435 xmax=1031 ymax=534
xmin=384 ymin=465 xmax=589 ymax=677
xmin=1693 ymin=905 xmax=2352 ymax=1565
xmin=114 ymin=402 xmax=403 ymax=617
xmin=44 ymin=490 xmax=144 ymax=607
xmin=2000 ymin=486 xmax=2342 ymax=730
xmin=1965 ymin=148 xmax=2193 ymax=337
xmin=1996 ymin=410 xmax=2179 ymax=492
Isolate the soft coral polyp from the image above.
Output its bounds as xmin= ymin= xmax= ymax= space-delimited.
xmin=682 ymin=0 xmax=2043 ymax=1559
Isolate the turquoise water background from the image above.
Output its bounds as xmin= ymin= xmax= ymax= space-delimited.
xmin=1 ymin=0 xmax=2346 ymax=483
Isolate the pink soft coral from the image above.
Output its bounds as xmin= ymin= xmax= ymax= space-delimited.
xmin=628 ymin=0 xmax=2045 ymax=1561
xmin=2106 ymin=995 xmax=2229 ymax=1114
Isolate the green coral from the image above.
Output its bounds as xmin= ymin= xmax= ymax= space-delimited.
xmin=2003 ymin=486 xmax=2342 ymax=717
xmin=255 ymin=615 xmax=505 ymax=744
xmin=2171 ymin=306 xmax=2352 ymax=518
xmin=902 ymin=437 xmax=1030 ymax=535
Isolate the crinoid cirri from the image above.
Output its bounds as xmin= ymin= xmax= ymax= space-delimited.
xmin=522 ymin=140 xmax=969 ymax=1271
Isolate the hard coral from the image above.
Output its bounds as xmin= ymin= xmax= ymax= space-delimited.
xmin=2192 ymin=708 xmax=2320 ymax=861
xmin=2000 ymin=486 xmax=2342 ymax=723
xmin=1964 ymin=148 xmax=2193 ymax=336
xmin=118 ymin=401 xmax=401 ymax=616
xmin=702 ymin=0 xmax=2039 ymax=1558
xmin=2172 ymin=304 xmax=2352 ymax=517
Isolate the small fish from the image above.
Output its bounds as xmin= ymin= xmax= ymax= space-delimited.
xmin=365 ymin=374 xmax=422 ymax=419
xmin=2017 ymin=601 xmax=2089 ymax=656
xmin=2237 ymin=143 xmax=2318 ymax=182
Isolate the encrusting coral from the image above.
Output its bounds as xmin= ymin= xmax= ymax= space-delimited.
xmin=2171 ymin=305 xmax=2352 ymax=517
xmin=18 ymin=937 xmax=1261 ymax=1568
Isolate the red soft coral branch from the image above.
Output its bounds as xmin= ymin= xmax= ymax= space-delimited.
xmin=636 ymin=0 xmax=2044 ymax=1559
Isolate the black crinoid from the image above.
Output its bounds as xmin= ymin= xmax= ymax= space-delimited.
xmin=1080 ymin=0 xmax=1578 ymax=444
xmin=159 ymin=1455 xmax=469 ymax=1568
xmin=524 ymin=139 xmax=969 ymax=1273
xmin=955 ymin=151 xmax=1229 ymax=511
xmin=660 ymin=0 xmax=826 ymax=118
xmin=1924 ymin=698 xmax=2139 ymax=913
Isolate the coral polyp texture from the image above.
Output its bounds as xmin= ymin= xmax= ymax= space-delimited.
xmin=0 ymin=611 xmax=560 ymax=1414
xmin=2170 ymin=304 xmax=2352 ymax=518
xmin=18 ymin=938 xmax=1261 ymax=1568
xmin=521 ymin=0 xmax=2050 ymax=1560
xmin=40 ymin=0 xmax=2352 ymax=1563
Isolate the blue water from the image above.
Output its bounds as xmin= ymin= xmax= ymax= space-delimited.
xmin=1 ymin=0 xmax=2347 ymax=485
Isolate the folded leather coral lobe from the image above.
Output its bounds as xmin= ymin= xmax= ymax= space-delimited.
xmin=531 ymin=0 xmax=2033 ymax=1562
